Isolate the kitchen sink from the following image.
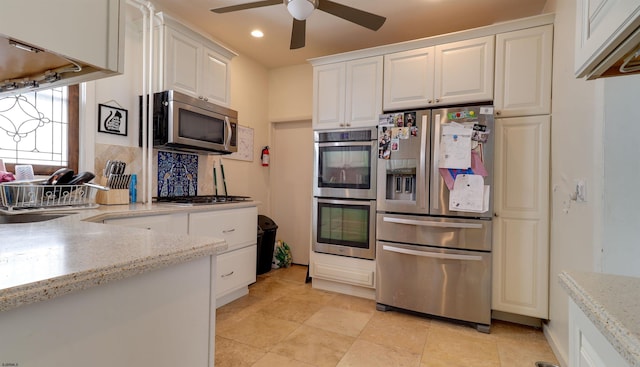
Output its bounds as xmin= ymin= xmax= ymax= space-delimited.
xmin=0 ymin=212 xmax=73 ymax=224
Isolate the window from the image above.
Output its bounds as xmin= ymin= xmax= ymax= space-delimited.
xmin=0 ymin=85 xmax=78 ymax=175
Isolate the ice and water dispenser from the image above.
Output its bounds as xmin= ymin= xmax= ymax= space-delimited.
xmin=384 ymin=161 xmax=417 ymax=202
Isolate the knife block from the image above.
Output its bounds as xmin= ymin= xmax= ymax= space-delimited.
xmin=96 ymin=177 xmax=129 ymax=205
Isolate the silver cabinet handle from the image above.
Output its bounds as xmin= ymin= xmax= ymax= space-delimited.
xmin=221 ymin=271 xmax=234 ymax=278
xmin=222 ymin=228 xmax=236 ymax=234
xmin=382 ymin=245 xmax=482 ymax=261
xmin=383 ymin=216 xmax=483 ymax=229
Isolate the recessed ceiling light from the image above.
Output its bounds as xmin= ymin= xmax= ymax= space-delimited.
xmin=251 ymin=30 xmax=264 ymax=38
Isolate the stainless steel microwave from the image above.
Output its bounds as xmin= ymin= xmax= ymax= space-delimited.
xmin=140 ymin=90 xmax=237 ymax=154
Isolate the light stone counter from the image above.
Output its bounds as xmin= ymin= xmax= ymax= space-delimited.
xmin=0 ymin=201 xmax=258 ymax=312
xmin=559 ymin=271 xmax=640 ymax=367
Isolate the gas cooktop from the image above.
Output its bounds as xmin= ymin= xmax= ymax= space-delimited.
xmin=154 ymin=195 xmax=252 ymax=205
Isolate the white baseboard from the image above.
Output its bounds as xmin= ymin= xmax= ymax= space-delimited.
xmin=544 ymin=324 xmax=568 ymax=367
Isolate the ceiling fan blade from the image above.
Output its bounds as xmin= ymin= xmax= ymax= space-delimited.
xmin=317 ymin=0 xmax=386 ymax=31
xmin=290 ymin=18 xmax=306 ymax=49
xmin=211 ymin=0 xmax=281 ymax=13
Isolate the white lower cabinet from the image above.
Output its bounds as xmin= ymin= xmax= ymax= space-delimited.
xmin=105 ymin=206 xmax=258 ymax=308
xmin=569 ymin=300 xmax=630 ymax=367
xmin=103 ymin=213 xmax=189 ymax=234
xmin=492 ymin=115 xmax=550 ymax=319
xmin=189 ymin=206 xmax=258 ymax=307
xmin=215 ymin=245 xmax=257 ymax=299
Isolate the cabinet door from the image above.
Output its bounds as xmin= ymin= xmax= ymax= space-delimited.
xmin=104 ymin=213 xmax=189 ymax=235
xmin=189 ymin=207 xmax=257 ymax=252
xmin=201 ymin=45 xmax=231 ymax=106
xmin=434 ymin=36 xmax=494 ymax=106
xmin=313 ymin=63 xmax=346 ymax=129
xmin=574 ymin=0 xmax=640 ymax=77
xmin=216 ymin=245 xmax=257 ymax=298
xmin=164 ymin=27 xmax=201 ymax=97
xmin=383 ymin=47 xmax=435 ymax=111
xmin=345 ymin=56 xmax=383 ymax=128
xmin=569 ymin=300 xmax=631 ymax=367
xmin=492 ymin=115 xmax=550 ymax=318
xmin=495 ymin=25 xmax=553 ymax=117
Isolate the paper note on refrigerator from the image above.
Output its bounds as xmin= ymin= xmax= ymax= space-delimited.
xmin=439 ymin=151 xmax=488 ymax=190
xmin=438 ymin=125 xmax=472 ymax=169
xmin=449 ymin=174 xmax=489 ymax=213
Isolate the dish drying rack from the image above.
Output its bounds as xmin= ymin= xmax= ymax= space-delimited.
xmin=0 ymin=182 xmax=105 ymax=213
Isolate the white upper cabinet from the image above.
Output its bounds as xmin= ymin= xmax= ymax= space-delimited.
xmin=494 ymin=25 xmax=553 ymax=117
xmin=575 ymin=0 xmax=640 ymax=78
xmin=202 ymin=46 xmax=232 ymax=106
xmin=383 ymin=48 xmax=435 ymax=111
xmin=383 ymin=36 xmax=494 ymax=111
xmin=313 ymin=56 xmax=383 ymax=129
xmin=434 ymin=36 xmax=495 ymax=106
xmin=314 ymin=63 xmax=346 ymax=128
xmin=158 ymin=14 xmax=236 ymax=107
xmin=164 ymin=27 xmax=201 ymax=97
xmin=345 ymin=57 xmax=384 ymax=127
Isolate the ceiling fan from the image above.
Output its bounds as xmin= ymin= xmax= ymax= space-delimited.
xmin=211 ymin=0 xmax=386 ymax=50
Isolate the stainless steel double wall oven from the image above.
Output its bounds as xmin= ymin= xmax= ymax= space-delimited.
xmin=312 ymin=127 xmax=377 ymax=260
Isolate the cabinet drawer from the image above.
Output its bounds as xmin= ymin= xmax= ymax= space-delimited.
xmin=189 ymin=207 xmax=257 ymax=251
xmin=216 ymin=245 xmax=257 ymax=297
xmin=312 ymin=261 xmax=374 ymax=288
xmin=104 ymin=213 xmax=188 ymax=235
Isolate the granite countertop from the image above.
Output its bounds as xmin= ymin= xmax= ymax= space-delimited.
xmin=0 ymin=201 xmax=258 ymax=313
xmin=559 ymin=270 xmax=640 ymax=367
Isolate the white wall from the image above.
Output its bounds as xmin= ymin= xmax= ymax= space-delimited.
xmin=544 ymin=0 xmax=640 ymax=365
xmin=601 ymin=74 xmax=640 ymax=276
xmin=268 ymin=64 xmax=313 ymax=122
xmin=225 ymin=55 xmax=270 ymax=214
xmin=544 ymin=0 xmax=604 ymax=364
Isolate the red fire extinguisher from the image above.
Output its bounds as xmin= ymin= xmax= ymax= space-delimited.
xmin=261 ymin=146 xmax=270 ymax=167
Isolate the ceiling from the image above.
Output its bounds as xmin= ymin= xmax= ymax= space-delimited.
xmin=148 ymin=0 xmax=549 ymax=69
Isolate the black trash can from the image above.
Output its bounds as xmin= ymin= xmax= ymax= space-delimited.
xmin=256 ymin=215 xmax=278 ymax=275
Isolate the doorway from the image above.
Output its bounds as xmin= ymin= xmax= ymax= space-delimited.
xmin=270 ymin=120 xmax=313 ymax=265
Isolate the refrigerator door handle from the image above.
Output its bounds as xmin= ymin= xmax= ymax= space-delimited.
xmin=431 ymin=113 xmax=442 ymax=210
xmin=383 ymin=216 xmax=483 ymax=229
xmin=418 ymin=113 xmax=429 ymax=209
xmin=382 ymin=244 xmax=483 ymax=261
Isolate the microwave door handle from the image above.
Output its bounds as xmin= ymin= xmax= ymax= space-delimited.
xmin=224 ymin=116 xmax=232 ymax=149
xmin=382 ymin=244 xmax=483 ymax=261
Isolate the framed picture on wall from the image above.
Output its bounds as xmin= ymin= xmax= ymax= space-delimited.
xmin=98 ymin=104 xmax=128 ymax=136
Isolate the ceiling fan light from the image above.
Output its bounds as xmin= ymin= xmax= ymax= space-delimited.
xmin=285 ymin=0 xmax=317 ymax=21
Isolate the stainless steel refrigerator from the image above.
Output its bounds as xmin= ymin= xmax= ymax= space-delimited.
xmin=375 ymin=105 xmax=494 ymax=332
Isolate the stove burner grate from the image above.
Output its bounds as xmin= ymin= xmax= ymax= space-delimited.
xmin=154 ymin=195 xmax=251 ymax=205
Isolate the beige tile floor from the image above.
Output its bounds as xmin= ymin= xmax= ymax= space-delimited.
xmin=215 ymin=265 xmax=560 ymax=367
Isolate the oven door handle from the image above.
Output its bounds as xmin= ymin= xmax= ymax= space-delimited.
xmin=382 ymin=245 xmax=483 ymax=261
xmin=383 ymin=216 xmax=483 ymax=229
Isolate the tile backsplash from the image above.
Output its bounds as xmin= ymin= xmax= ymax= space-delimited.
xmin=94 ymin=144 xmax=217 ymax=201
xmin=157 ymin=151 xmax=198 ymax=197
